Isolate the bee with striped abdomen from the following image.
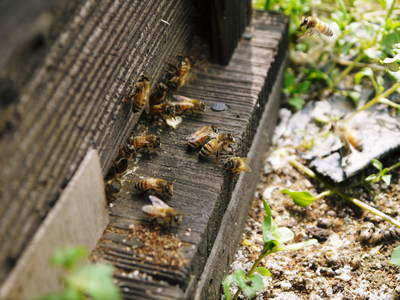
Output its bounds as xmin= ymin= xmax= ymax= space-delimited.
xmin=334 ymin=122 xmax=363 ymax=154
xmin=199 ymin=133 xmax=235 ymax=160
xmin=131 ymin=74 xmax=151 ymax=113
xmin=142 ymin=195 xmax=183 ymax=226
xmin=172 ymin=95 xmax=206 ymax=115
xmin=224 ymin=157 xmax=251 ymax=174
xmin=133 ymin=177 xmax=173 ymax=198
xmin=150 ymin=102 xmax=176 ymax=117
xmin=186 ymin=125 xmax=218 ymax=150
xmin=105 ymin=178 xmax=121 ymax=202
xmin=167 ymin=56 xmax=193 ymax=90
xmin=300 ymin=16 xmax=334 ymax=37
xmin=131 ymin=135 xmax=161 ymax=153
xmin=149 ymin=82 xmax=169 ymax=106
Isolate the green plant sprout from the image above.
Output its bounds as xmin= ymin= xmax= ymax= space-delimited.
xmin=37 ymin=246 xmax=121 ymax=300
xmin=283 ymin=158 xmax=400 ymax=229
xmin=222 ymin=199 xmax=318 ymax=300
xmin=365 ymin=159 xmax=400 ymax=186
xmin=391 ymin=245 xmax=400 ymax=266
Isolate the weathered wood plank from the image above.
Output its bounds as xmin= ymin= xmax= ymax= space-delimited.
xmin=0 ymin=150 xmax=108 ymax=299
xmin=0 ymin=0 xmax=194 ymax=285
xmin=93 ymin=11 xmax=288 ymax=299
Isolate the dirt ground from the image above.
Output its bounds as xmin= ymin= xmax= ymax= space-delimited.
xmin=227 ymin=109 xmax=400 ymax=299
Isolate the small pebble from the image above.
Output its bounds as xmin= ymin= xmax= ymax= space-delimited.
xmin=242 ymin=32 xmax=253 ymax=40
xmin=211 ymin=102 xmax=228 ymax=112
xmin=280 ymin=281 xmax=292 ymax=290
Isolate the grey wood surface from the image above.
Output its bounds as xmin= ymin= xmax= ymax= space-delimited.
xmin=93 ymin=11 xmax=288 ymax=299
xmin=0 ymin=0 xmax=194 ymax=285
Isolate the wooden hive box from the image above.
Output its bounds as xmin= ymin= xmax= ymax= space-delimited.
xmin=0 ymin=0 xmax=288 ymax=299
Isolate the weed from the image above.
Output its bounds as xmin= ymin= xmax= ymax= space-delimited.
xmin=36 ymin=246 xmax=121 ymax=300
xmin=222 ymin=199 xmax=317 ymax=299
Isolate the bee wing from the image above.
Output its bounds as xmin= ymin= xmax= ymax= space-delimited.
xmin=142 ymin=204 xmax=158 ymax=216
xmin=144 ymin=94 xmax=150 ymax=114
xmin=148 ymin=195 xmax=171 ymax=208
xmin=172 ymin=94 xmax=191 ymax=102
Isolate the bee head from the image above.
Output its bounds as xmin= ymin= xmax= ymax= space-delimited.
xmin=223 ymin=159 xmax=234 ymax=170
xmin=106 ymin=179 xmax=121 ymax=194
xmin=165 ymin=104 xmax=176 ymax=116
xmin=139 ymin=74 xmax=150 ymax=82
xmin=173 ymin=214 xmax=183 ymax=225
xmin=300 ymin=16 xmax=311 ymax=28
xmin=198 ymin=102 xmax=206 ymax=111
xmin=163 ymin=182 xmax=174 ymax=197
xmin=154 ymin=136 xmax=161 ymax=147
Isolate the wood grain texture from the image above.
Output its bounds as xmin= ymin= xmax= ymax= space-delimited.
xmin=0 ymin=0 xmax=194 ymax=285
xmin=0 ymin=149 xmax=108 ymax=299
xmin=93 ymin=11 xmax=288 ymax=299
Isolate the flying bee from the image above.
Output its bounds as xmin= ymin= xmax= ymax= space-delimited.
xmin=133 ymin=177 xmax=173 ymax=198
xmin=130 ymin=74 xmax=151 ymax=113
xmin=223 ymin=157 xmax=251 ymax=174
xmin=199 ymin=133 xmax=235 ymax=160
xmin=333 ymin=122 xmax=363 ymax=154
xmin=149 ymin=82 xmax=169 ymax=106
xmin=150 ymin=102 xmax=176 ymax=117
xmin=172 ymin=95 xmax=206 ymax=114
xmin=142 ymin=195 xmax=183 ymax=226
xmin=186 ymin=125 xmax=219 ymax=150
xmin=300 ymin=16 xmax=334 ymax=37
xmin=167 ymin=56 xmax=193 ymax=90
xmin=131 ymin=135 xmax=161 ymax=153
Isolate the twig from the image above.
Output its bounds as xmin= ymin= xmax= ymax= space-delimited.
xmin=346 ymin=82 xmax=400 ymax=121
xmin=333 ymin=58 xmax=386 ymax=72
xmin=289 ymin=159 xmax=400 ymax=229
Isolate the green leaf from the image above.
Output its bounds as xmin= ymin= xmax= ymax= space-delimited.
xmin=222 ymin=274 xmax=235 ymax=300
xmin=281 ymin=239 xmax=319 ymax=251
xmin=354 ymin=68 xmax=374 ymax=85
xmin=234 ymin=270 xmax=264 ymax=299
xmin=254 ymin=267 xmax=272 ymax=277
xmin=365 ymin=174 xmax=378 ymax=182
xmin=35 ymin=288 xmax=84 ymax=300
xmin=288 ymin=96 xmax=305 ymax=111
xmin=66 ymin=264 xmax=121 ymax=300
xmin=390 ymin=246 xmax=400 ymax=266
xmin=382 ymin=174 xmax=392 ymax=186
xmin=51 ymin=246 xmax=88 ymax=270
xmin=274 ymin=227 xmax=295 ymax=244
xmin=281 ymin=189 xmax=317 ymax=207
xmin=283 ymin=70 xmax=296 ymax=93
xmin=372 ymin=159 xmax=383 ymax=171
xmin=261 ymin=199 xmax=282 ymax=249
xmin=382 ymin=30 xmax=400 ymax=54
xmin=296 ymin=81 xmax=311 ymax=94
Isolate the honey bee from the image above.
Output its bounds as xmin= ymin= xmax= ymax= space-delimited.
xmin=105 ymin=178 xmax=121 ymax=202
xmin=199 ymin=133 xmax=235 ymax=159
xmin=150 ymin=102 xmax=176 ymax=117
xmin=172 ymin=95 xmax=206 ymax=114
xmin=131 ymin=74 xmax=151 ymax=113
xmin=186 ymin=125 xmax=219 ymax=150
xmin=300 ymin=16 xmax=334 ymax=37
xmin=167 ymin=56 xmax=193 ymax=90
xmin=334 ymin=122 xmax=363 ymax=153
xmin=142 ymin=195 xmax=183 ymax=226
xmin=133 ymin=177 xmax=173 ymax=198
xmin=131 ymin=135 xmax=161 ymax=153
xmin=149 ymin=82 xmax=169 ymax=106
xmin=224 ymin=157 xmax=251 ymax=174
